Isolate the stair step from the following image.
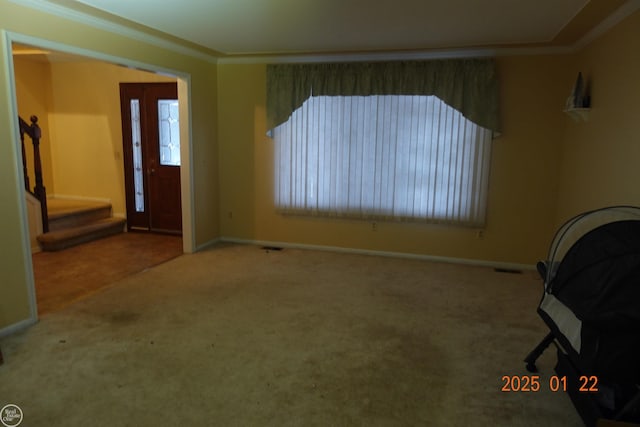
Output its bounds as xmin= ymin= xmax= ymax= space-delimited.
xmin=37 ymin=217 xmax=126 ymax=251
xmin=48 ymin=200 xmax=113 ymax=231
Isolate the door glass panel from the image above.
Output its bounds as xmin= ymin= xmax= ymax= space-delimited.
xmin=158 ymin=99 xmax=180 ymax=166
xmin=130 ymin=99 xmax=145 ymax=212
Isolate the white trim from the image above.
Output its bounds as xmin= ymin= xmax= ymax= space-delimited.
xmin=195 ymin=238 xmax=223 ymax=253
xmin=0 ymin=317 xmax=38 ymax=339
xmin=573 ymin=0 xmax=640 ymax=50
xmin=7 ymin=33 xmax=196 ymax=255
xmin=218 ymin=46 xmax=575 ymax=65
xmin=7 ymin=32 xmax=188 ymax=79
xmin=1 ymin=30 xmax=39 ymax=328
xmin=8 ymin=0 xmax=639 ymax=66
xmin=6 ymin=0 xmax=219 ymax=64
xmin=217 ymin=1 xmax=640 ymax=64
xmin=178 ymin=77 xmax=196 ymax=254
xmin=219 ymin=237 xmax=535 ymax=271
xmin=217 ymin=0 xmax=640 ymax=65
xmin=3 ymin=31 xmax=197 ymax=331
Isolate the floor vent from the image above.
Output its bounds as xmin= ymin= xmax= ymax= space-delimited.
xmin=262 ymin=246 xmax=283 ymax=252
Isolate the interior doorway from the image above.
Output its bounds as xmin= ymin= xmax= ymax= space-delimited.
xmin=7 ymin=37 xmax=194 ymax=323
xmin=120 ymin=82 xmax=182 ymax=234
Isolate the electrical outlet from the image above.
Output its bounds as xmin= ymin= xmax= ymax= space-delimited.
xmin=372 ymin=222 xmax=378 ymax=232
xmin=476 ymin=230 xmax=484 ymax=240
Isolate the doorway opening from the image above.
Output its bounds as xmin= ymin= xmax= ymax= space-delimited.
xmin=9 ymin=38 xmax=194 ymax=318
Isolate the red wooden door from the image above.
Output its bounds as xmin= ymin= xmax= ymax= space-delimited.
xmin=120 ymin=82 xmax=182 ymax=234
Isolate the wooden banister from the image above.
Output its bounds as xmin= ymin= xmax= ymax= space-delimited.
xmin=19 ymin=121 xmax=30 ymax=191
xmin=19 ymin=115 xmax=49 ymax=233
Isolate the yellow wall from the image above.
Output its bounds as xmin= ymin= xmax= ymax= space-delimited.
xmin=217 ymin=55 xmax=571 ymax=265
xmin=13 ymin=56 xmax=54 ymax=194
xmin=3 ymin=0 xmax=637 ymax=333
xmin=47 ymin=61 xmax=173 ymax=216
xmin=555 ymin=10 xmax=640 ymax=224
xmin=14 ymin=58 xmax=173 ymax=216
xmin=0 ymin=0 xmax=219 ymax=331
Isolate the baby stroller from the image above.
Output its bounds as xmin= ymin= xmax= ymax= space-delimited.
xmin=525 ymin=206 xmax=640 ymax=426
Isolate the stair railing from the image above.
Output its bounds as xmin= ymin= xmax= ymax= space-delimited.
xmin=19 ymin=115 xmax=49 ymax=233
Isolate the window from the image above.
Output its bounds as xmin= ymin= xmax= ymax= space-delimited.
xmin=267 ymin=59 xmax=500 ymax=226
xmin=273 ymin=94 xmax=492 ymax=226
xmin=157 ymin=99 xmax=181 ymax=166
xmin=129 ymin=99 xmax=145 ymax=212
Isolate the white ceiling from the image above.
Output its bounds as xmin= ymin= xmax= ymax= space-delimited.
xmin=68 ymin=0 xmax=595 ymax=56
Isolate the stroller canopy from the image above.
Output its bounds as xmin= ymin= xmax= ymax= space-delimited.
xmin=544 ymin=206 xmax=640 ymax=332
xmin=528 ymin=206 xmax=640 ymax=424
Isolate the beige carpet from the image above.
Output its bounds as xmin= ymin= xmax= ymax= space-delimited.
xmin=0 ymin=243 xmax=582 ymax=426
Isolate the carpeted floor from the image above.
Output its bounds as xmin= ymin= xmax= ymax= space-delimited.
xmin=0 ymin=243 xmax=582 ymax=426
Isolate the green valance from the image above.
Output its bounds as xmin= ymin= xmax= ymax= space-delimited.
xmin=266 ymin=58 xmax=500 ymax=133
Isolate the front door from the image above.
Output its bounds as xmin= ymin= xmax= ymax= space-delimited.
xmin=120 ymin=82 xmax=182 ymax=234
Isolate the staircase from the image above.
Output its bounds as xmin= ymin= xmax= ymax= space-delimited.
xmin=36 ymin=198 xmax=126 ymax=251
xmin=19 ymin=115 xmax=126 ymax=251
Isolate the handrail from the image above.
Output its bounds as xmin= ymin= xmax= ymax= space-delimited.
xmin=18 ymin=117 xmax=31 ymax=193
xmin=19 ymin=115 xmax=49 ymax=233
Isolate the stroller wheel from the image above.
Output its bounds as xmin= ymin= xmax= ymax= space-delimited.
xmin=526 ymin=362 xmax=538 ymax=373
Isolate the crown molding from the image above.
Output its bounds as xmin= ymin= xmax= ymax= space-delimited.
xmin=217 ymin=45 xmax=574 ymax=65
xmin=218 ymin=0 xmax=640 ymax=64
xmin=7 ymin=30 xmax=192 ymax=80
xmin=573 ymin=0 xmax=640 ymax=50
xmin=7 ymin=0 xmax=219 ymax=64
xmin=8 ymin=0 xmax=640 ymax=66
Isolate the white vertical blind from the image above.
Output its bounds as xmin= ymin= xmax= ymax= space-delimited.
xmin=273 ymin=95 xmax=492 ymax=226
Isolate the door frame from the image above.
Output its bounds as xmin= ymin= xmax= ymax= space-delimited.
xmin=120 ymin=82 xmax=183 ymax=234
xmin=3 ymin=31 xmax=196 ymax=329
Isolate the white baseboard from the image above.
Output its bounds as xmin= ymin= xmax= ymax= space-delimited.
xmin=0 ymin=317 xmax=37 ymax=339
xmin=195 ymin=238 xmax=223 ymax=252
xmin=218 ymin=237 xmax=536 ymax=271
